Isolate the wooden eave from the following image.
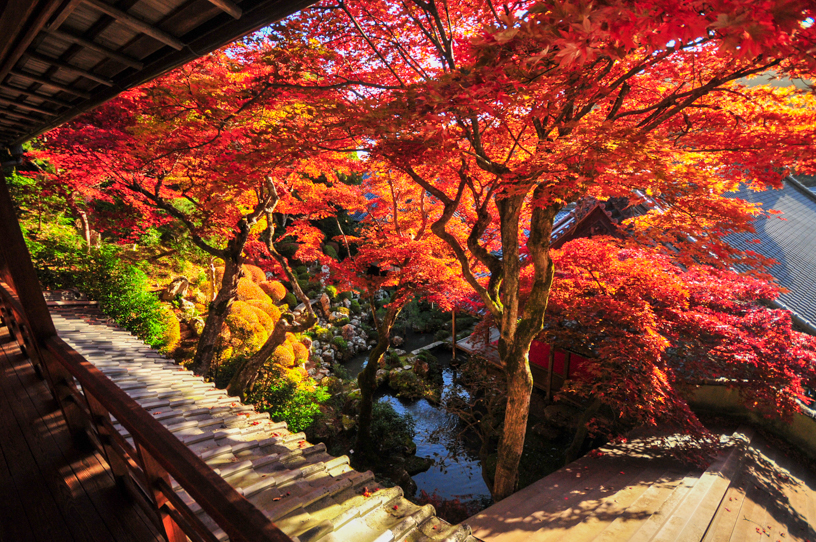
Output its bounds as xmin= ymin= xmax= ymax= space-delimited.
xmin=0 ymin=0 xmax=315 ymax=149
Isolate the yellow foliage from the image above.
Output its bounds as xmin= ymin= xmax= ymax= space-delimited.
xmin=245 ymin=298 xmax=281 ymax=322
xmin=237 ymin=277 xmax=273 ymax=304
xmin=248 ymin=305 xmax=274 ymax=332
xmin=226 ymin=301 xmax=268 ymax=351
xmin=285 ymin=366 xmax=309 ymax=383
xmin=159 ymin=307 xmax=180 ymax=354
xmin=292 ymin=342 xmax=309 ymax=362
xmin=243 ymin=264 xmax=267 ymax=283
xmin=271 ymin=344 xmax=295 ymax=366
xmin=285 ymin=332 xmax=298 ymax=343
xmin=259 ymin=280 xmax=287 ymax=303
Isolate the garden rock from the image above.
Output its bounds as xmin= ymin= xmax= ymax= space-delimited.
xmin=160 ymin=277 xmax=189 ymax=301
xmin=322 ymin=350 xmax=335 ymax=363
xmin=391 ymin=335 xmax=404 ymax=347
xmin=341 ymin=324 xmax=355 ymax=341
xmin=319 ymin=293 xmax=332 ymax=319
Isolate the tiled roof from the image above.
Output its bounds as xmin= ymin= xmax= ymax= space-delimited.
xmin=726 ymin=176 xmax=816 ymax=328
xmin=49 ymin=310 xmax=476 ymax=542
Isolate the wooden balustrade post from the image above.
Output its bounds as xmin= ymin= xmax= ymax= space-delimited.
xmin=564 ymin=351 xmax=571 ymax=381
xmin=0 ymin=168 xmax=87 ymax=434
xmin=85 ymin=391 xmax=130 ymax=480
xmin=137 ymin=443 xmax=187 ymax=542
xmin=545 ymin=347 xmax=555 ymax=402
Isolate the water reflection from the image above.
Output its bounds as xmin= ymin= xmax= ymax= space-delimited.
xmin=343 ymin=337 xmax=493 ymax=510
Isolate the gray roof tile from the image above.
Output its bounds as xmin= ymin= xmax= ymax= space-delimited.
xmin=726 ymin=176 xmax=816 ymax=327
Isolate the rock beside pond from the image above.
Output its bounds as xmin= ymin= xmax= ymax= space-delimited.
xmin=391 ymin=335 xmax=404 ymax=347
xmin=404 ymin=455 xmax=433 ymax=475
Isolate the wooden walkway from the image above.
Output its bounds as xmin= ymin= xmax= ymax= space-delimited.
xmin=467 ymin=428 xmax=816 ymax=542
xmin=0 ymin=325 xmax=164 ymax=542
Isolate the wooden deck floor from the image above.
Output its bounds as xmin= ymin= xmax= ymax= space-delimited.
xmin=466 ymin=428 xmax=816 ymax=542
xmin=0 ymin=325 xmax=164 ymax=542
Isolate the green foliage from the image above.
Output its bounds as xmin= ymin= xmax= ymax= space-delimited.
xmin=335 ymin=317 xmax=350 ymax=326
xmin=79 ymin=248 xmax=172 ymax=349
xmin=331 ymin=362 xmax=352 ymax=381
xmin=435 ymin=329 xmax=451 ymax=341
xmin=284 ymin=292 xmax=297 ymax=308
xmin=332 ymin=336 xmax=348 ymax=350
xmin=325 ymin=285 xmax=338 ymax=299
xmin=349 ymin=299 xmax=362 ymax=314
xmin=323 ymin=245 xmax=338 ymax=259
xmin=247 ymin=370 xmax=330 ymax=433
xmin=370 ymin=401 xmax=416 ymax=453
xmin=339 ymin=291 xmax=353 ymax=301
xmin=336 ymin=306 xmax=350 ymax=315
xmin=295 ymin=265 xmax=309 ymax=276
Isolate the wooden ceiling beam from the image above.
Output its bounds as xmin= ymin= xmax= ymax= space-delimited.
xmin=9 ymin=69 xmax=92 ymax=99
xmin=23 ymin=51 xmax=114 ymax=86
xmin=45 ymin=28 xmax=144 ymax=70
xmin=206 ymin=0 xmax=243 ymax=19
xmin=81 ymin=0 xmax=186 ymax=51
xmin=0 ymin=97 xmax=58 ymax=116
xmin=0 ymin=83 xmax=75 ymax=108
xmin=0 ymin=108 xmax=44 ymax=123
xmin=46 ymin=0 xmax=85 ymax=32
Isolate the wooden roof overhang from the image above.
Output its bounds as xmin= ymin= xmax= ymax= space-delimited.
xmin=0 ymin=0 xmax=315 ymax=150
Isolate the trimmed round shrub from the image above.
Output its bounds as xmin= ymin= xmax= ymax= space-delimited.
xmin=295 ymin=265 xmax=309 ymax=276
xmin=226 ymin=301 xmax=268 ymax=352
xmin=271 ymin=344 xmax=295 ymax=367
xmin=248 ymin=305 xmax=274 ymax=332
xmin=243 ymin=264 xmax=267 ymax=283
xmin=284 ymin=292 xmax=297 ymax=308
xmin=325 ymin=285 xmax=338 ymax=299
xmin=349 ymin=299 xmax=362 ymax=314
xmin=339 ymin=291 xmax=353 ymax=302
xmin=159 ymin=306 xmax=181 ymax=354
xmin=245 ymin=298 xmax=282 ymax=323
xmin=292 ymin=342 xmax=309 ymax=362
xmin=323 ymin=245 xmax=338 ymax=259
xmin=332 ymin=336 xmax=348 ymax=350
xmin=259 ymin=280 xmax=287 ymax=303
xmin=285 ymin=332 xmax=298 ymax=343
xmin=237 ymin=277 xmax=273 ymax=303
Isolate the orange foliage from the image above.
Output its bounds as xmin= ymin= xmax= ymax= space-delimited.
xmin=237 ymin=277 xmax=272 ymax=304
xmin=292 ymin=342 xmax=309 ymax=362
xmin=243 ymin=264 xmax=267 ymax=283
xmin=259 ymin=280 xmax=287 ymax=303
xmin=245 ymin=298 xmax=281 ymax=323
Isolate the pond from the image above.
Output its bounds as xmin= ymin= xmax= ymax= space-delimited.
xmin=343 ymin=331 xmax=494 ymax=513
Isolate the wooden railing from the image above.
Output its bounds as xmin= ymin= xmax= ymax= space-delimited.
xmin=0 ymin=280 xmax=292 ymax=542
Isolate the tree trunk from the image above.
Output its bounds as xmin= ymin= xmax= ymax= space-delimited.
xmin=226 ymin=319 xmax=288 ymax=398
xmin=191 ymin=256 xmax=242 ymax=376
xmin=493 ymin=342 xmax=535 ymax=500
xmin=564 ymin=398 xmax=603 ymax=465
xmin=78 ymin=210 xmax=91 ymax=255
xmin=355 ymin=337 xmax=389 ymax=458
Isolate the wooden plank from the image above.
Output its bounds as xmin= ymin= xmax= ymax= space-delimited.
xmin=0 ymin=95 xmax=58 ymax=115
xmin=23 ymin=51 xmax=114 ymax=86
xmin=0 ymin=336 xmax=121 ymax=542
xmin=45 ymin=29 xmax=144 ymax=69
xmin=206 ymin=0 xmax=242 ymax=19
xmin=0 ymin=337 xmax=78 ymax=542
xmin=0 ymin=82 xmax=75 ymax=107
xmin=47 ymin=0 xmax=86 ymax=32
xmin=0 ymin=402 xmax=38 ymax=542
xmin=81 ymin=0 xmax=185 ymax=50
xmin=9 ymin=69 xmax=93 ymax=99
xmin=5 ymin=335 xmax=162 ymax=542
